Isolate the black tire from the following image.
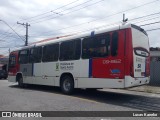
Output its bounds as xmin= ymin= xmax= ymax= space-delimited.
xmin=60 ymin=75 xmax=74 ymax=94
xmin=18 ymin=76 xmax=24 ymax=87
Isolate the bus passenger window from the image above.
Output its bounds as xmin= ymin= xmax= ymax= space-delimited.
xmin=19 ymin=50 xmax=29 ymax=64
xmin=60 ymin=39 xmax=81 ymax=61
xmin=29 ymin=47 xmax=42 ymax=63
xmin=111 ymin=32 xmax=118 ymax=56
xmin=82 ymin=33 xmax=110 ymax=59
xmin=42 ymin=43 xmax=59 ymax=62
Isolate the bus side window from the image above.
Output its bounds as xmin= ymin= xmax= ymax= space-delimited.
xmin=111 ymin=32 xmax=118 ymax=56
xmin=19 ymin=50 xmax=29 ymax=64
xmin=82 ymin=33 xmax=110 ymax=59
xmin=60 ymin=39 xmax=81 ymax=61
xmin=29 ymin=47 xmax=42 ymax=63
xmin=42 ymin=43 xmax=59 ymax=62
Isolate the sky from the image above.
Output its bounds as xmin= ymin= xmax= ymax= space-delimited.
xmin=0 ymin=0 xmax=160 ymax=56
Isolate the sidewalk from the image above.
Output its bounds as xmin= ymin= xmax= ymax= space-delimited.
xmin=127 ymin=85 xmax=160 ymax=94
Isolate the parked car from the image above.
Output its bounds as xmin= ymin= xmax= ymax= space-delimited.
xmin=0 ymin=70 xmax=8 ymax=79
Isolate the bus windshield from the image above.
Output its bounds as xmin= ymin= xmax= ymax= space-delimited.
xmin=9 ymin=55 xmax=16 ymax=67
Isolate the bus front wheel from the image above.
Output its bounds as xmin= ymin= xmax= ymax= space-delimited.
xmin=60 ymin=75 xmax=74 ymax=94
xmin=18 ymin=76 xmax=24 ymax=87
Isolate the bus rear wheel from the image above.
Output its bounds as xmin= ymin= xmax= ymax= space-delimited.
xmin=60 ymin=75 xmax=74 ymax=94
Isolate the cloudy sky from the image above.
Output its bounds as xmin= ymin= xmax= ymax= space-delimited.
xmin=0 ymin=0 xmax=160 ymax=56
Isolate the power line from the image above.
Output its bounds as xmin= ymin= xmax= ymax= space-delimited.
xmin=0 ymin=27 xmax=25 ymax=41
xmin=30 ymin=0 xmax=159 ymax=24
xmin=0 ymin=20 xmax=25 ymax=42
xmin=135 ymin=15 xmax=160 ymax=24
xmin=29 ymin=0 xmax=160 ymax=36
xmin=0 ymin=40 xmax=24 ymax=50
xmin=0 ymin=22 xmax=27 ymax=42
xmin=140 ymin=21 xmax=160 ymax=26
xmin=86 ymin=0 xmax=160 ymax=24
xmin=30 ymin=0 xmax=98 ymax=24
xmin=0 ymin=0 xmax=158 ymax=46
xmin=0 ymin=31 xmax=24 ymax=40
xmin=130 ymin=11 xmax=160 ymax=21
xmin=0 ymin=31 xmax=15 ymax=36
xmin=30 ymin=11 xmax=160 ymax=37
xmin=22 ymin=0 xmax=80 ymax=21
xmin=23 ymin=0 xmax=160 ymax=38
xmin=146 ymin=27 xmax=160 ymax=31
xmin=0 ymin=24 xmax=21 ymax=38
xmin=1 ymin=0 xmax=158 ymax=48
xmin=31 ymin=16 xmax=160 ymax=42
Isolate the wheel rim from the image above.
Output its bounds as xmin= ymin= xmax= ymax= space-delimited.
xmin=63 ymin=79 xmax=71 ymax=92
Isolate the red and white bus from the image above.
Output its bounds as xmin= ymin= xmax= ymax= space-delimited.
xmin=8 ymin=23 xmax=150 ymax=94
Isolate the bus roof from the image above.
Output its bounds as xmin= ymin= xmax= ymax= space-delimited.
xmin=11 ymin=23 xmax=136 ymax=52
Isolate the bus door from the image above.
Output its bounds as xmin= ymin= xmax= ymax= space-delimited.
xmin=30 ymin=47 xmax=43 ymax=84
xmin=92 ymin=30 xmax=126 ymax=79
xmin=19 ymin=49 xmax=34 ymax=84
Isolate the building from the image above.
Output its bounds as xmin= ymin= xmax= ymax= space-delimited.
xmin=0 ymin=56 xmax=9 ymax=65
xmin=150 ymin=47 xmax=160 ymax=86
xmin=150 ymin=47 xmax=160 ymax=62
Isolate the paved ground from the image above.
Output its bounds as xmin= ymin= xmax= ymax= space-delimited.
xmin=0 ymin=80 xmax=160 ymax=120
xmin=127 ymin=85 xmax=160 ymax=94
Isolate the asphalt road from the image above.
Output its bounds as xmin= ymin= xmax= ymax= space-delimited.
xmin=0 ymin=79 xmax=160 ymax=120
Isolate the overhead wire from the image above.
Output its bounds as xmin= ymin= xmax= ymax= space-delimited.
xmin=30 ymin=0 xmax=103 ymax=24
xmin=0 ymin=0 xmax=99 ymax=44
xmin=0 ymin=23 xmax=25 ymax=43
xmin=2 ymin=0 xmax=159 ymax=40
xmin=29 ymin=11 xmax=160 ymax=38
xmin=30 ymin=0 xmax=159 ymax=24
xmin=1 ymin=0 xmax=160 ymax=55
xmin=28 ymin=0 xmax=95 ymax=23
xmin=140 ymin=21 xmax=160 ymax=26
xmin=22 ymin=0 xmax=80 ymax=21
xmin=29 ymin=0 xmax=160 ymax=37
xmin=146 ymin=27 xmax=160 ymax=31
xmin=32 ymin=15 xmax=160 ymax=41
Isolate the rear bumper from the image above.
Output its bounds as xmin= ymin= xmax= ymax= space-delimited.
xmin=124 ymin=76 xmax=150 ymax=88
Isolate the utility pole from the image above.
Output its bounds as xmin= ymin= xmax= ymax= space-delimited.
xmin=9 ymin=48 xmax=10 ymax=54
xmin=17 ymin=22 xmax=30 ymax=46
